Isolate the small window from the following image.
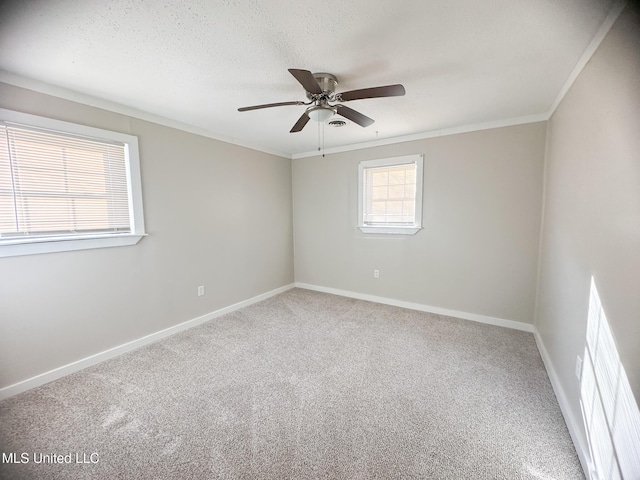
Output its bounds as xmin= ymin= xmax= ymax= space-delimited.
xmin=0 ymin=109 xmax=146 ymax=257
xmin=358 ymin=154 xmax=423 ymax=235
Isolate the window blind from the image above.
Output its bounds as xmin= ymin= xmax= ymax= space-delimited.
xmin=0 ymin=123 xmax=131 ymax=240
xmin=363 ymin=162 xmax=416 ymax=225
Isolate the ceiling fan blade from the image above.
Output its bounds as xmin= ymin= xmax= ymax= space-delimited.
xmin=339 ymin=84 xmax=406 ymax=102
xmin=288 ymin=69 xmax=322 ymax=94
xmin=290 ymin=112 xmax=310 ymax=133
xmin=336 ymin=105 xmax=374 ymax=127
xmin=238 ymin=101 xmax=305 ymax=112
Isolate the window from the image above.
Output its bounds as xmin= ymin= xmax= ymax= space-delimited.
xmin=358 ymin=154 xmax=423 ymax=235
xmin=0 ymin=109 xmax=145 ymax=257
xmin=580 ymin=277 xmax=640 ymax=479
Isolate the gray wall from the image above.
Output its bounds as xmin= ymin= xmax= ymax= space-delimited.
xmin=535 ymin=2 xmax=640 ymax=437
xmin=293 ymin=123 xmax=546 ymax=324
xmin=0 ymin=83 xmax=294 ymax=389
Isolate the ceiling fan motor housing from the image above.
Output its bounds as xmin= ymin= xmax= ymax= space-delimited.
xmin=304 ymin=73 xmax=339 ymax=122
xmin=306 ymin=73 xmax=338 ymax=101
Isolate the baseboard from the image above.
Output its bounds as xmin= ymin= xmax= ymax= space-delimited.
xmin=0 ymin=283 xmax=295 ymax=400
xmin=295 ymin=283 xmax=534 ymax=333
xmin=533 ymin=329 xmax=593 ymax=478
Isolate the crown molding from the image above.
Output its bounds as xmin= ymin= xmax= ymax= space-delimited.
xmin=291 ymin=113 xmax=549 ymax=159
xmin=0 ymin=71 xmax=291 ymax=159
xmin=545 ymin=0 xmax=627 ymax=118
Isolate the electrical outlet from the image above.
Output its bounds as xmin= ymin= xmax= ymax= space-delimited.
xmin=197 ymin=286 xmax=205 ymax=297
xmin=575 ymin=355 xmax=583 ymax=381
xmin=373 ymin=269 xmax=380 ymax=279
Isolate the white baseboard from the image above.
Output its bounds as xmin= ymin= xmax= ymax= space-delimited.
xmin=533 ymin=329 xmax=593 ymax=478
xmin=295 ymin=283 xmax=534 ymax=332
xmin=0 ymin=283 xmax=295 ymax=400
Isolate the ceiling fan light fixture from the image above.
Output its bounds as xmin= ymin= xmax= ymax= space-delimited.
xmin=307 ymin=105 xmax=336 ymax=122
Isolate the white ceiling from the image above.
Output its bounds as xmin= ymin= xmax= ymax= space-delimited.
xmin=0 ymin=0 xmax=618 ymax=158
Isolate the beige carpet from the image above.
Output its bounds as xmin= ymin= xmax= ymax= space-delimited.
xmin=0 ymin=288 xmax=584 ymax=479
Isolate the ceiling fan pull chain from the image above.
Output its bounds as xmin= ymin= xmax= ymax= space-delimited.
xmin=322 ymin=121 xmax=326 ymax=158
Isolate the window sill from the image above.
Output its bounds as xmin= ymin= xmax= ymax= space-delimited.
xmin=358 ymin=226 xmax=422 ymax=235
xmin=0 ymin=233 xmax=147 ymax=258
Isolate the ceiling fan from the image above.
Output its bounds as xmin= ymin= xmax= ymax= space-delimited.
xmin=238 ymin=69 xmax=406 ymax=133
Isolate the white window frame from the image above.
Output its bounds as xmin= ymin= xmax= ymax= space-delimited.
xmin=0 ymin=109 xmax=146 ymax=257
xmin=357 ymin=154 xmax=423 ymax=235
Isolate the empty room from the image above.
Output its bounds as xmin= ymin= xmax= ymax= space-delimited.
xmin=0 ymin=1 xmax=638 ymax=479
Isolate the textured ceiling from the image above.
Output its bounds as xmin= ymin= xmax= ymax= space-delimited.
xmin=0 ymin=0 xmax=617 ymax=157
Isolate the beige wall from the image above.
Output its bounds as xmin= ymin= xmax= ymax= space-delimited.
xmin=535 ymin=2 xmax=640 ymax=439
xmin=0 ymin=83 xmax=294 ymax=389
xmin=293 ymin=123 xmax=546 ymax=324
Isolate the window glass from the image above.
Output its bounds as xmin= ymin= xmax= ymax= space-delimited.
xmin=358 ymin=154 xmax=423 ymax=235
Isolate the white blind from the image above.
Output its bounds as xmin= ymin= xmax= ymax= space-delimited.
xmin=581 ymin=278 xmax=640 ymax=480
xmin=0 ymin=123 xmax=131 ymax=240
xmin=363 ymin=162 xmax=416 ymax=225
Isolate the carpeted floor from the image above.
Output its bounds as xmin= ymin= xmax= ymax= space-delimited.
xmin=0 ymin=288 xmax=584 ymax=479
